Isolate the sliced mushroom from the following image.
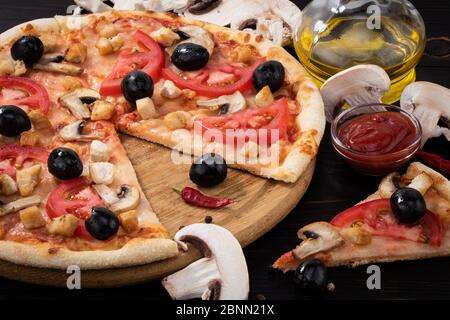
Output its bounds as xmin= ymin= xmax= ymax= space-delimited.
xmin=34 ymin=62 xmax=83 ymax=76
xmin=378 ymin=173 xmax=401 ymax=199
xmin=93 ymin=184 xmax=119 ymax=206
xmin=162 ymin=223 xmax=249 ymax=300
xmin=38 ymin=53 xmax=65 ymax=64
xmin=58 ymin=120 xmax=98 ymax=141
xmin=59 ymin=88 xmax=100 ymax=120
xmin=292 ymin=222 xmax=344 ymax=261
xmin=169 ymin=26 xmax=215 ymax=56
xmin=109 ymin=185 xmax=140 ymax=214
xmin=197 ymin=92 xmax=246 ymax=114
xmin=0 ymin=195 xmax=41 ymax=217
xmin=90 ymin=162 xmax=115 ymax=185
xmin=320 ymin=64 xmax=391 ymax=122
xmin=406 ymin=173 xmax=434 ymax=196
xmin=400 ymin=82 xmax=450 ymax=147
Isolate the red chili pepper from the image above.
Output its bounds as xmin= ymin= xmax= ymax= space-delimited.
xmin=417 ymin=151 xmax=450 ymax=175
xmin=173 ymin=187 xmax=233 ymax=209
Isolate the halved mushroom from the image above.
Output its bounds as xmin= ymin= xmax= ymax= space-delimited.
xmin=0 ymin=195 xmax=41 ymax=217
xmin=196 ymin=91 xmax=246 ymax=114
xmin=74 ymin=0 xmax=113 ymax=13
xmin=58 ymin=120 xmax=99 ymax=141
xmin=292 ymin=222 xmax=344 ymax=261
xmin=162 ymin=223 xmax=249 ymax=300
xmin=59 ymin=88 xmax=101 ymax=120
xmin=400 ymin=82 xmax=450 ymax=147
xmin=109 ymin=185 xmax=140 ymax=214
xmin=168 ymin=26 xmax=215 ymax=56
xmin=320 ymin=64 xmax=391 ymax=122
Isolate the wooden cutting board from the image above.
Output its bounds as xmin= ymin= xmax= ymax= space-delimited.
xmin=0 ymin=135 xmax=315 ymax=288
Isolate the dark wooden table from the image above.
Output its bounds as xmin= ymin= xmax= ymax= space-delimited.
xmin=0 ymin=0 xmax=448 ymax=300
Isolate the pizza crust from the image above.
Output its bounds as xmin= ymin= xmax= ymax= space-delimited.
xmin=0 ymin=18 xmax=60 ymax=48
xmin=55 ymin=11 xmax=325 ymax=183
xmin=0 ymin=238 xmax=178 ymax=270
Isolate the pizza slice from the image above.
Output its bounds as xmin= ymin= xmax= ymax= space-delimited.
xmin=273 ymin=162 xmax=450 ymax=272
xmin=55 ymin=11 xmax=325 ymax=183
xmin=0 ymin=19 xmax=178 ymax=269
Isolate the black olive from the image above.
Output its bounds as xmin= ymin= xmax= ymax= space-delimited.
xmin=47 ymin=147 xmax=83 ymax=180
xmin=390 ymin=187 xmax=426 ymax=224
xmin=0 ymin=106 xmax=31 ymax=137
xmin=171 ymin=43 xmax=210 ymax=72
xmin=293 ymin=259 xmax=328 ymax=292
xmin=189 ymin=153 xmax=227 ymax=188
xmin=121 ymin=71 xmax=154 ymax=104
xmin=252 ymin=60 xmax=285 ymax=92
xmin=85 ymin=207 xmax=119 ymax=240
xmin=11 ymin=36 xmax=44 ymax=67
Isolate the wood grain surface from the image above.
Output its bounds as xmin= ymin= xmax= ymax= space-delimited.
xmin=0 ymin=138 xmax=315 ymax=287
xmin=0 ymin=0 xmax=448 ymax=300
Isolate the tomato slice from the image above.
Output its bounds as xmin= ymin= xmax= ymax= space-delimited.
xmin=331 ymin=199 xmax=442 ymax=246
xmin=99 ymin=30 xmax=165 ymax=97
xmin=46 ymin=177 xmax=104 ymax=220
xmin=0 ymin=76 xmax=50 ymax=113
xmin=161 ymin=59 xmax=264 ymax=98
xmin=197 ymin=98 xmax=289 ymax=146
xmin=0 ymin=145 xmax=48 ymax=178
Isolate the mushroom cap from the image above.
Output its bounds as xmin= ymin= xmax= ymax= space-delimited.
xmin=400 ymin=82 xmax=450 ymax=119
xmin=183 ymin=0 xmax=245 ymax=26
xmin=173 ymin=223 xmax=249 ymax=300
xmin=74 ymin=0 xmax=113 ymax=12
xmin=400 ymin=81 xmax=450 ymax=145
xmin=320 ymin=64 xmax=391 ymax=122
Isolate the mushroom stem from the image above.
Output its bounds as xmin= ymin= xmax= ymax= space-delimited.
xmin=163 ymin=257 xmax=220 ymax=300
xmin=413 ymin=105 xmax=442 ymax=147
xmin=161 ymin=223 xmax=249 ymax=300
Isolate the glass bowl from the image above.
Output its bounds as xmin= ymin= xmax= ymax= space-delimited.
xmin=331 ymin=104 xmax=422 ymax=175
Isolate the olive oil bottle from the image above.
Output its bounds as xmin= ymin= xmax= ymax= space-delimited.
xmin=294 ymin=0 xmax=426 ymax=103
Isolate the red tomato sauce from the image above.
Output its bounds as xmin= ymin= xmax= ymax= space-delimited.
xmin=337 ymin=111 xmax=418 ymax=155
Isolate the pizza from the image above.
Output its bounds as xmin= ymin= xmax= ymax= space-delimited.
xmin=0 ymin=11 xmax=324 ymax=270
xmin=273 ymin=162 xmax=450 ymax=272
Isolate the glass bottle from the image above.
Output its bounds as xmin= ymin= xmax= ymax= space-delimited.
xmin=294 ymin=0 xmax=426 ymax=102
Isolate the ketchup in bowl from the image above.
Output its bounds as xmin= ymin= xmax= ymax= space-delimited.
xmin=331 ymin=105 xmax=422 ymax=175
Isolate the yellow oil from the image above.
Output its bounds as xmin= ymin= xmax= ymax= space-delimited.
xmin=294 ymin=16 xmax=426 ymax=103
